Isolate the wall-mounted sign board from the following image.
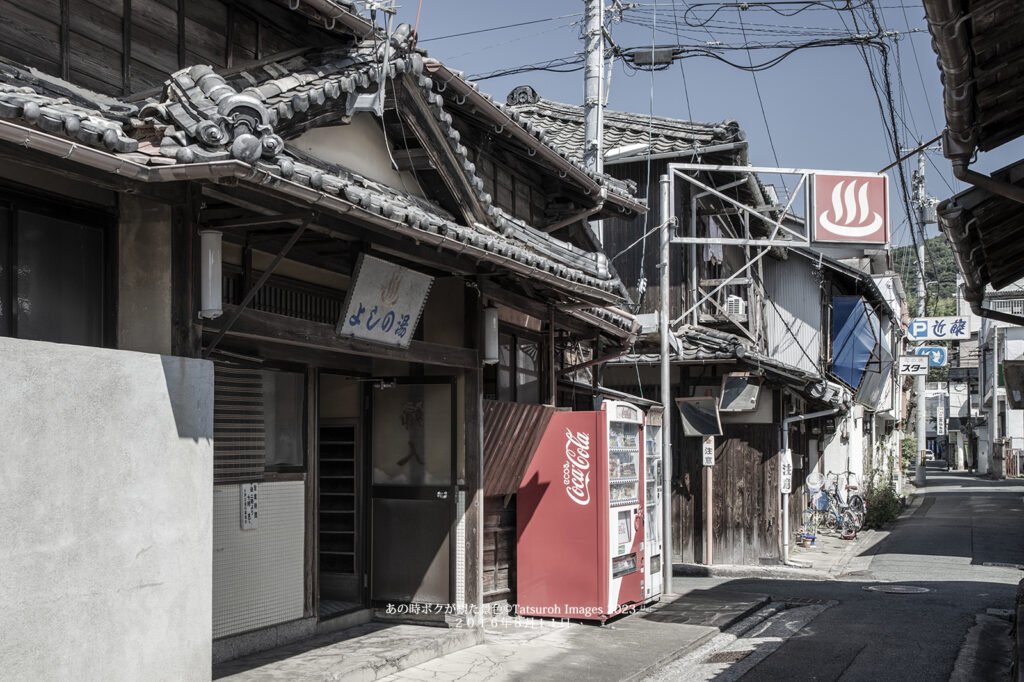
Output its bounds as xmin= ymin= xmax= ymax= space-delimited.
xmin=898 ymin=355 xmax=929 ymax=376
xmin=336 ymin=254 xmax=434 ymax=349
xmin=907 ymin=316 xmax=970 ymax=341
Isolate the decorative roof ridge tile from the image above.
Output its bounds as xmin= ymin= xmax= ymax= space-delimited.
xmin=0 ymin=62 xmax=627 ymax=301
xmin=516 ymin=97 xmax=732 ymax=136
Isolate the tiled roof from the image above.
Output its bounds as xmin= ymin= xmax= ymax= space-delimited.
xmin=504 ymin=85 xmax=744 ymax=160
xmin=622 ymin=323 xmax=850 ymax=407
xmin=424 ymin=68 xmax=641 ymax=204
xmin=0 ymin=51 xmax=629 ymax=304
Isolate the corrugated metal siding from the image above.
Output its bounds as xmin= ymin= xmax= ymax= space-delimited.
xmin=482 ymin=400 xmax=555 ymax=496
xmin=762 ymin=257 xmax=823 ymax=375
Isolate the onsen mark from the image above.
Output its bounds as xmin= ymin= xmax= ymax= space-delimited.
xmin=563 ymin=429 xmax=592 ymax=506
xmin=818 ymin=179 xmax=883 ymax=238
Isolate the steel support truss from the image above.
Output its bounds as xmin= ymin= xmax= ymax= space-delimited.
xmin=665 ymin=163 xmax=819 ymax=327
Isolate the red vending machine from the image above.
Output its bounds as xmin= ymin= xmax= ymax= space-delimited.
xmin=516 ymin=400 xmax=647 ymax=621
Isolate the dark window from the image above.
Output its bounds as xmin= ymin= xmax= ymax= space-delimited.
xmin=485 ymin=327 xmax=544 ymax=404
xmin=0 ymin=200 xmax=108 ymax=347
xmin=263 ymin=368 xmax=306 ymax=469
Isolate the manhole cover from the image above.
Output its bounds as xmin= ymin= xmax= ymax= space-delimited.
xmin=862 ymin=584 xmax=931 ymax=594
xmin=704 ymin=650 xmax=753 ymax=664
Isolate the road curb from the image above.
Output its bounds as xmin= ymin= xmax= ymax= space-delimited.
xmin=674 ymin=562 xmax=830 ymax=581
xmin=625 ymin=595 xmax=771 ymax=682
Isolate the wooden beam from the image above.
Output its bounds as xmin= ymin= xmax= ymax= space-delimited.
xmin=397 ymin=76 xmax=489 ymax=228
xmin=177 ymin=0 xmax=186 ymax=69
xmin=478 ymin=279 xmax=592 ymax=337
xmin=60 ymin=0 xmax=70 ymax=80
xmin=209 ymin=304 xmax=480 ymax=370
xmin=122 ymin=0 xmax=132 ymax=95
xmin=206 ymin=211 xmax=311 ymax=229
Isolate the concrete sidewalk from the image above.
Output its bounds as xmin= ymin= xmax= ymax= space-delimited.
xmin=215 ymin=501 xmax=918 ymax=681
xmin=213 ymin=586 xmax=768 ymax=682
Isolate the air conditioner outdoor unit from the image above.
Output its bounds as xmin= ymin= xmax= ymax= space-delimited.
xmin=726 ymin=295 xmax=746 ymax=317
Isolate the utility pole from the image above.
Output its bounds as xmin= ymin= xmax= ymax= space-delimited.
xmin=583 ymin=0 xmax=604 ymax=243
xmin=909 ymin=146 xmax=938 ymax=487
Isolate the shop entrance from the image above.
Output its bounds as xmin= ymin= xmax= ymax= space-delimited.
xmin=369 ymin=377 xmax=457 ymax=605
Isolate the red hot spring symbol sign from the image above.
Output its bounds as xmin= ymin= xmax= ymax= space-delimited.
xmin=813 ymin=172 xmax=889 ymax=244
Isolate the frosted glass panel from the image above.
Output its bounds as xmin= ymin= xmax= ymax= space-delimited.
xmin=373 ymin=383 xmax=452 ymax=485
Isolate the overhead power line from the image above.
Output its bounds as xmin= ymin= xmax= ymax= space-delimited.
xmin=418 ymin=13 xmax=583 ymax=43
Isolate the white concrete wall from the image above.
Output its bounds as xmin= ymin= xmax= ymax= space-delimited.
xmin=0 ymin=338 xmax=213 ymax=681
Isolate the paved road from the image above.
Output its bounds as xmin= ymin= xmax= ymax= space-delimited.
xmin=664 ymin=472 xmax=1024 ymax=681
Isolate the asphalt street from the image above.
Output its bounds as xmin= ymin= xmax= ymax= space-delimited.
xmin=662 ymin=471 xmax=1024 ymax=681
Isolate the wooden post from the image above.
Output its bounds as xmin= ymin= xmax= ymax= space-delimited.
xmin=464 ymin=285 xmax=484 ymax=614
xmin=304 ymin=368 xmax=319 ymax=618
xmin=548 ymin=308 xmax=557 ymax=405
xmin=704 ymin=466 xmax=713 ymax=565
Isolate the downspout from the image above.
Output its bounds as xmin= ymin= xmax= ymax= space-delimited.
xmin=951 ymin=160 xmax=1024 ymax=206
xmin=781 ymin=407 xmax=840 ymax=566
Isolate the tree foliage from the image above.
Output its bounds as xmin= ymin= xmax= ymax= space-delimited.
xmin=893 ymin=235 xmax=959 ymax=382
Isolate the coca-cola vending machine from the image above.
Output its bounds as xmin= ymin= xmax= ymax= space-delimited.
xmin=516 ymin=400 xmax=652 ymax=621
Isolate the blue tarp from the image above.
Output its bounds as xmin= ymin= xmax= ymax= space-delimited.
xmin=831 ymin=296 xmax=882 ymax=391
xmin=830 ymin=296 xmax=893 ymax=408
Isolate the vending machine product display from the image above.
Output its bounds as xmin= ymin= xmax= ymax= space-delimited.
xmin=516 ymin=401 xmax=661 ymax=620
xmin=643 ymin=407 xmax=664 ymax=600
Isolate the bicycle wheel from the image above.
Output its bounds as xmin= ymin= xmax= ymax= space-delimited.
xmin=850 ymin=509 xmax=864 ymax=531
xmin=849 ymin=494 xmax=866 ymax=518
xmin=840 ymin=511 xmax=857 ymax=539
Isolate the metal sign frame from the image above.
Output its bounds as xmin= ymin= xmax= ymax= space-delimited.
xmin=666 ymin=163 xmax=891 ymax=328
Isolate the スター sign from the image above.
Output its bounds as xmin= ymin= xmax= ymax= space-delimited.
xmin=899 ymin=355 xmax=929 ymax=376
xmin=907 ymin=316 xmax=970 ymax=341
xmin=812 ymin=172 xmax=889 ymax=244
xmin=336 ymin=254 xmax=434 ymax=348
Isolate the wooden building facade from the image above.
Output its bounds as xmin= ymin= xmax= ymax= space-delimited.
xmin=0 ymin=2 xmax=645 ymax=669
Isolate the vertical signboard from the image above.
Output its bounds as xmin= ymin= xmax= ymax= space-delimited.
xmin=779 ymin=448 xmax=793 ymax=494
xmin=702 ymin=436 xmax=715 ymax=466
xmin=813 ymin=172 xmax=889 ymax=244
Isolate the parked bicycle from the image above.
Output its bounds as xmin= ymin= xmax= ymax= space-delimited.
xmin=827 ymin=470 xmax=866 ymax=530
xmin=805 ymin=473 xmax=858 ymax=539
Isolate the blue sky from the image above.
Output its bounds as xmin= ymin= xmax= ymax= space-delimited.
xmin=391 ymin=1 xmax=1019 ymax=253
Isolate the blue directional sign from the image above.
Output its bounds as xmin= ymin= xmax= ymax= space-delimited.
xmin=915 ymin=346 xmax=947 ymax=367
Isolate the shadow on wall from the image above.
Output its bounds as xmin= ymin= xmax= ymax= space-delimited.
xmin=161 ymin=355 xmax=215 ymax=441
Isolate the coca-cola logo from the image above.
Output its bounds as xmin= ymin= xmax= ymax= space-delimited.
xmin=562 ymin=428 xmax=592 ymax=506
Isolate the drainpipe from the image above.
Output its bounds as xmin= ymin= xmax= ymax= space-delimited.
xmin=781 ymin=407 xmax=840 ymax=566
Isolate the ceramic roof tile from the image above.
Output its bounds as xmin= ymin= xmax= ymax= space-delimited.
xmin=0 ymin=60 xmax=628 ymax=306
xmin=504 ymin=85 xmax=743 ymax=159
